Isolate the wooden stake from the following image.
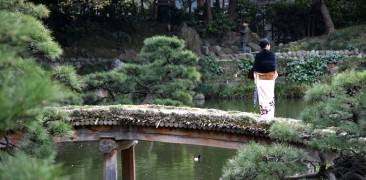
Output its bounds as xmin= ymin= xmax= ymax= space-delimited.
xmin=122 ymin=145 xmax=136 ymax=180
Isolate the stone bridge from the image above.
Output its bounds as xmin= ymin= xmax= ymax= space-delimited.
xmin=54 ymin=104 xmax=305 ymax=180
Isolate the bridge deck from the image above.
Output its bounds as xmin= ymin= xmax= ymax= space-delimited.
xmin=56 ymin=104 xmax=302 ymax=149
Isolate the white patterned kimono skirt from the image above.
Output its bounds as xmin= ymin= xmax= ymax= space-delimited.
xmin=254 ymin=72 xmax=276 ymax=120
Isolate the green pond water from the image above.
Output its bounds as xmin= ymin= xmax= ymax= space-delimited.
xmin=56 ymin=98 xmax=305 ymax=180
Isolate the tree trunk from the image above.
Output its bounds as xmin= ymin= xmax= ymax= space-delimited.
xmin=188 ymin=0 xmax=192 ymax=15
xmin=152 ymin=0 xmax=157 ymax=20
xmin=228 ymin=0 xmax=237 ymax=20
xmin=140 ymin=0 xmax=144 ymax=16
xmin=206 ymin=0 xmax=212 ymax=24
xmin=318 ymin=0 xmax=336 ymax=34
xmin=215 ymin=0 xmax=220 ymax=9
xmin=197 ymin=0 xmax=205 ymax=8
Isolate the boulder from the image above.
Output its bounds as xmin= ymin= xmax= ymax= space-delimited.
xmin=119 ymin=49 xmax=137 ymax=61
xmin=179 ymin=23 xmax=202 ymax=55
xmin=249 ymin=32 xmax=260 ymax=43
xmin=248 ymin=42 xmax=261 ymax=52
xmin=222 ymin=47 xmax=234 ymax=54
xmin=212 ymin=45 xmax=225 ymax=57
xmin=96 ymin=89 xmax=110 ymax=99
xmin=201 ymin=46 xmax=210 ymax=55
xmin=193 ymin=93 xmax=205 ymax=100
xmin=112 ymin=59 xmax=123 ymax=69
xmin=221 ymin=32 xmax=240 ymax=46
xmin=230 ymin=45 xmax=240 ymax=53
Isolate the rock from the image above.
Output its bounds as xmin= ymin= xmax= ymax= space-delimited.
xmin=179 ymin=23 xmax=202 ymax=55
xmin=112 ymin=59 xmax=122 ymax=69
xmin=230 ymin=45 xmax=240 ymax=52
xmin=212 ymin=45 xmax=225 ymax=57
xmin=327 ymin=64 xmax=338 ymax=75
xmin=201 ymin=46 xmax=210 ymax=55
xmin=296 ymin=51 xmax=302 ymax=57
xmin=222 ymin=47 xmax=234 ymax=54
xmin=119 ymin=49 xmax=137 ymax=60
xmin=248 ymin=42 xmax=261 ymax=52
xmin=193 ymin=93 xmax=205 ymax=100
xmin=203 ymin=40 xmax=210 ymax=47
xmin=310 ymin=50 xmax=316 ymax=56
xmin=249 ymin=32 xmax=260 ymax=42
xmin=74 ymin=61 xmax=82 ymax=69
xmin=96 ymin=89 xmax=109 ymax=99
xmin=221 ymin=32 xmax=240 ymax=46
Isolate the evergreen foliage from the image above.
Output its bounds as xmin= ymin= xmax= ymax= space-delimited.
xmin=222 ymin=142 xmax=307 ymax=180
xmin=51 ymin=65 xmax=83 ymax=92
xmin=0 ymin=0 xmax=50 ymax=18
xmin=51 ymin=65 xmax=83 ymax=104
xmin=301 ymin=70 xmax=366 ymax=151
xmin=134 ymin=36 xmax=200 ymax=105
xmin=224 ymin=70 xmax=366 ymax=179
xmin=0 ymin=0 xmax=69 ymax=179
xmin=0 ymin=152 xmax=67 ymax=180
xmin=198 ymin=55 xmax=224 ymax=78
xmin=0 ymin=10 xmax=61 ymax=58
xmin=269 ymin=121 xmax=311 ymax=143
xmin=83 ymin=36 xmax=200 ymax=105
xmin=82 ymin=67 xmax=131 ymax=104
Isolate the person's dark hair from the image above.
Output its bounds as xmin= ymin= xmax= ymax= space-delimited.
xmin=259 ymin=38 xmax=270 ymax=49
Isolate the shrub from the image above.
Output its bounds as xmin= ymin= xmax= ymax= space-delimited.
xmin=129 ymin=36 xmax=201 ymax=105
xmin=222 ymin=142 xmax=307 ymax=180
xmin=238 ymin=57 xmax=254 ymax=75
xmin=198 ymin=55 xmax=224 ymax=79
xmin=285 ymin=54 xmax=343 ymax=83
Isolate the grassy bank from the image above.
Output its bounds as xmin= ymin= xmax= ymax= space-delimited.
xmin=277 ymin=24 xmax=366 ymax=51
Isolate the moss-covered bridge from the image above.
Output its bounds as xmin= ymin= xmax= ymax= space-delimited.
xmin=54 ymin=104 xmax=307 ymax=180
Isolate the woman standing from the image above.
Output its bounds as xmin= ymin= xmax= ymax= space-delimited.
xmin=253 ymin=39 xmax=278 ymax=121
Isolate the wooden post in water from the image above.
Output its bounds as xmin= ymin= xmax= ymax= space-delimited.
xmin=99 ymin=139 xmax=118 ymax=180
xmin=120 ymin=140 xmax=138 ymax=180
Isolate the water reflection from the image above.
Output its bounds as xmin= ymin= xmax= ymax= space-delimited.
xmin=56 ymin=141 xmax=235 ymax=180
xmin=56 ymin=98 xmax=304 ymax=179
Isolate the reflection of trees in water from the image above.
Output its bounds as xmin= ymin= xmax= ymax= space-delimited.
xmin=57 ymin=141 xmax=236 ymax=180
xmin=56 ymin=142 xmax=104 ymax=179
xmin=136 ymin=141 xmax=195 ymax=180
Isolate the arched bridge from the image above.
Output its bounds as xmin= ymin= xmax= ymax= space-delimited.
xmin=55 ymin=104 xmax=304 ymax=180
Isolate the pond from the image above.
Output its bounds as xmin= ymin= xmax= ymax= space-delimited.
xmin=56 ymin=98 xmax=305 ymax=180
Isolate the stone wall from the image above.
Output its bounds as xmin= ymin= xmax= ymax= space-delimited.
xmin=275 ymin=50 xmax=365 ymax=59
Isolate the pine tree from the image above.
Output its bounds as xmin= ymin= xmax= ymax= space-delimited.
xmin=0 ymin=0 xmax=70 ymax=179
xmin=83 ymin=35 xmax=201 ymax=106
